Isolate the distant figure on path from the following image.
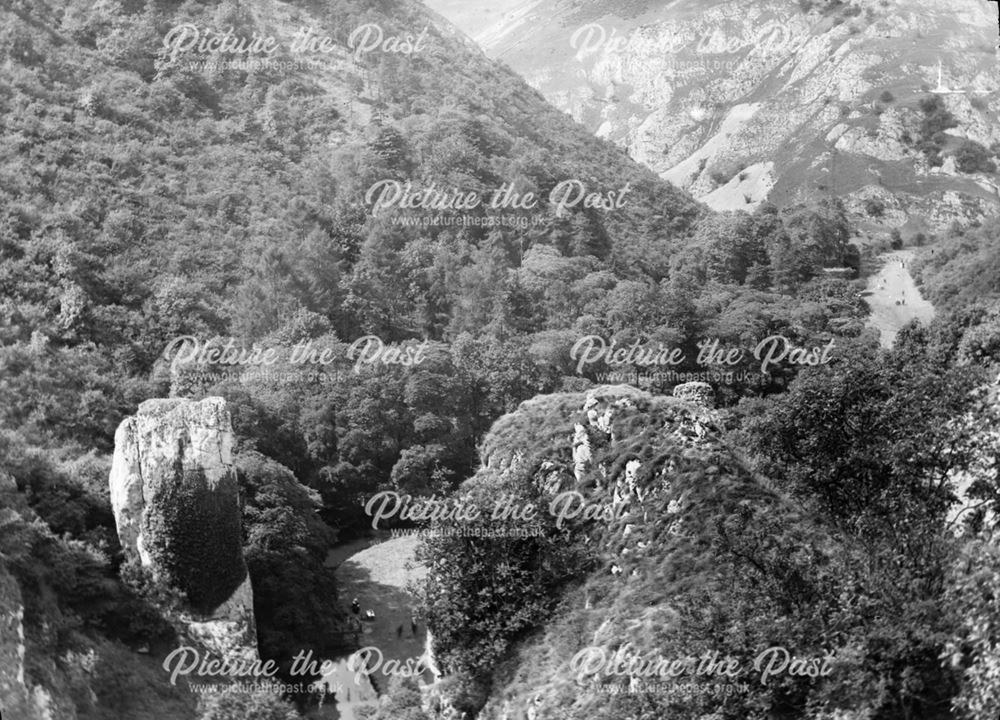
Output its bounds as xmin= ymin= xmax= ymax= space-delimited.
xmin=351 ymin=598 xmax=360 ymax=615
xmin=397 ymin=624 xmax=404 ymax=639
xmin=411 ymin=615 xmax=418 ymax=637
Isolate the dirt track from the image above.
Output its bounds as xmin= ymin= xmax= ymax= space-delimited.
xmin=308 ymin=536 xmax=429 ymax=719
xmin=863 ymin=249 xmax=935 ymax=348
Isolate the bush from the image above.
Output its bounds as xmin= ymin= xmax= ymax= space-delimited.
xmin=199 ymin=688 xmax=301 ymax=720
xmin=864 ymin=197 xmax=886 ymax=217
xmin=880 ymin=90 xmax=895 ymax=104
xmin=919 ymin=95 xmax=958 ymax=136
xmin=913 ymin=95 xmax=958 ymax=165
xmin=954 ymin=140 xmax=997 ymax=174
xmin=709 ymin=170 xmax=730 ymax=186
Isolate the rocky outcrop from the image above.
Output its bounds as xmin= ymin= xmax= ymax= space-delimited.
xmin=0 ymin=549 xmax=59 ymax=720
xmin=431 ymin=383 xmax=800 ymax=718
xmin=672 ymin=380 xmax=714 ymax=409
xmin=0 ymin=557 xmax=31 ymax=719
xmin=109 ymin=397 xmax=258 ymax=662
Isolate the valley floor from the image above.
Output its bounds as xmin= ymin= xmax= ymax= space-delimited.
xmin=863 ymin=249 xmax=935 ymax=348
xmin=309 ymin=536 xmax=430 ymax=719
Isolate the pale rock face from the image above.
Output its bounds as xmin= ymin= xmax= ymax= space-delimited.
xmin=185 ymin=574 xmax=257 ymax=661
xmin=671 ymin=381 xmax=715 ymax=410
xmin=477 ymin=0 xmax=1000 ymax=229
xmin=833 ymin=107 xmax=910 ymax=162
xmin=844 ymin=185 xmax=906 ymax=225
xmin=110 ymin=397 xmax=234 ymax=565
xmin=572 ymin=424 xmax=592 ymax=483
xmin=31 ymin=686 xmax=54 ymax=720
xmin=0 ymin=557 xmax=57 ymax=720
xmin=109 ymin=397 xmax=258 ymax=661
xmin=0 ymin=560 xmax=31 ymax=719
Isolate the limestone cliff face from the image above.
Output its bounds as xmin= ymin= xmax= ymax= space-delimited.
xmin=482 ymin=383 xmax=717 ymax=481
xmin=109 ymin=397 xmax=258 ymax=661
xmin=0 ymin=557 xmax=32 ymax=720
xmin=471 ymin=0 xmax=1000 ymax=232
xmin=0 ymin=548 xmax=60 ymax=720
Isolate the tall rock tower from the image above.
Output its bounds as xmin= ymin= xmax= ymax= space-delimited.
xmin=109 ymin=397 xmax=258 ymax=662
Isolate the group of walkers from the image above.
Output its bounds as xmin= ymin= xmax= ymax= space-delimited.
xmin=350 ymin=597 xmax=420 ymax=638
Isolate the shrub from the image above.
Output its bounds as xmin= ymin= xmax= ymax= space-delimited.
xmin=709 ymin=170 xmax=730 ymax=186
xmin=864 ymin=198 xmax=886 ymax=217
xmin=919 ymin=95 xmax=958 ymax=137
xmin=879 ymin=90 xmax=895 ymax=104
xmin=954 ymin=140 xmax=997 ymax=174
xmin=199 ymin=688 xmax=301 ymax=720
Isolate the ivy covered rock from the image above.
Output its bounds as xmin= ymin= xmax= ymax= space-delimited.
xmin=109 ymin=397 xmax=257 ymax=661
